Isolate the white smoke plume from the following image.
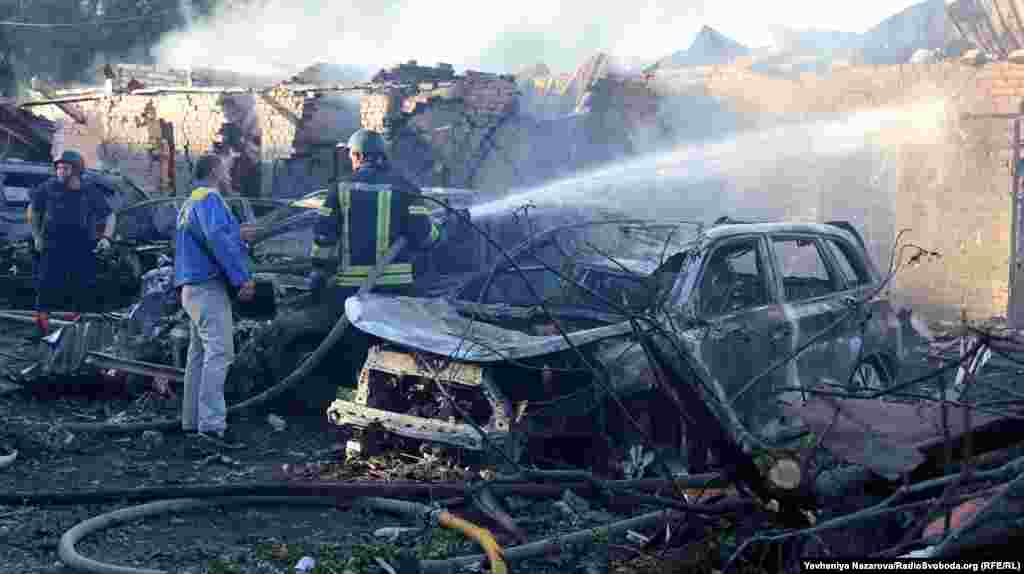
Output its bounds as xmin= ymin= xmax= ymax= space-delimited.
xmin=153 ymin=0 xmax=923 ymax=79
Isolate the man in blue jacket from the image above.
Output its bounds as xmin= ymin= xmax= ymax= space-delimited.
xmin=174 ymin=154 xmax=255 ymax=448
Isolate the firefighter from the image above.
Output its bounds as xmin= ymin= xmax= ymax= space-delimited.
xmin=27 ymin=150 xmax=116 ymax=334
xmin=305 ymin=128 xmax=443 ymax=307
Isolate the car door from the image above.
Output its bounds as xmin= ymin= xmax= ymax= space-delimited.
xmin=820 ymin=234 xmax=886 ymax=383
xmin=692 ymin=235 xmax=789 ymax=432
xmin=767 ymin=234 xmax=847 ymax=396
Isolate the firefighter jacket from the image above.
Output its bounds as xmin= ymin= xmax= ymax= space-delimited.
xmin=311 ymin=164 xmax=440 ymax=287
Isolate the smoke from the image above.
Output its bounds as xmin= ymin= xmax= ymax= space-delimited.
xmin=469 ymin=96 xmax=952 ymax=266
xmin=152 ymin=0 xmax=923 ymax=79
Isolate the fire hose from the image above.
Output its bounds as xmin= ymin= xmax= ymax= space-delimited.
xmin=361 ymin=497 xmax=508 ymax=574
xmin=58 ymin=237 xmax=408 ymax=434
xmin=46 ymin=476 xmax=731 ymax=574
xmin=55 ymin=488 xmax=716 ymax=574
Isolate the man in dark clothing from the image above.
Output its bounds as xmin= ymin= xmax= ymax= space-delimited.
xmin=306 ymin=128 xmax=442 ymax=312
xmin=27 ymin=150 xmax=116 ymax=335
xmin=298 ymin=129 xmax=444 ymax=403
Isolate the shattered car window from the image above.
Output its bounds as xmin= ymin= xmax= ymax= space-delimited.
xmin=772 ymin=236 xmax=840 ymax=301
xmin=483 ymin=267 xmax=566 ymax=305
xmin=825 ymin=237 xmax=871 ymax=287
xmin=698 ymin=239 xmax=770 ymax=316
xmin=577 ymin=271 xmax=649 ymax=311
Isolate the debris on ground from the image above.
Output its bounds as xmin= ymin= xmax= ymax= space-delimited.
xmin=3 ymin=50 xmax=1024 ymax=570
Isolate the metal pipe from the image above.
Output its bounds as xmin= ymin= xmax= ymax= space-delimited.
xmin=0 ymin=311 xmax=72 ymax=327
xmin=84 ymin=352 xmax=185 ymax=383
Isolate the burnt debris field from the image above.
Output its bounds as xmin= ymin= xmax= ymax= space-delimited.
xmin=5 ymin=0 xmax=1024 ymax=571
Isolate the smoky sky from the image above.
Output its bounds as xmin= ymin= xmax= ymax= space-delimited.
xmin=154 ymin=0 xmax=923 ymax=78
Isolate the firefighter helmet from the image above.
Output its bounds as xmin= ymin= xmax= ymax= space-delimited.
xmin=54 ymin=150 xmax=85 ymax=173
xmin=343 ymin=129 xmax=388 ymax=156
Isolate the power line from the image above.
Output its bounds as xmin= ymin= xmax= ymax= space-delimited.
xmin=0 ymin=9 xmax=173 ymax=28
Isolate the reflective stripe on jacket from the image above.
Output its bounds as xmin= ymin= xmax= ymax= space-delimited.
xmin=311 ymin=165 xmax=439 ymax=287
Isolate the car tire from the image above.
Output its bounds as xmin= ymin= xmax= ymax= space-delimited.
xmin=848 ymin=356 xmax=893 ymax=396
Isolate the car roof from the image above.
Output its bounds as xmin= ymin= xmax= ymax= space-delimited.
xmin=576 ymin=256 xmax=657 ymax=275
xmin=515 ymin=256 xmax=656 ymax=276
xmin=704 ymin=221 xmax=863 ymax=246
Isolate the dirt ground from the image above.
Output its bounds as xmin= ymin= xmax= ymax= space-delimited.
xmin=0 ymin=319 xmax=679 ymax=574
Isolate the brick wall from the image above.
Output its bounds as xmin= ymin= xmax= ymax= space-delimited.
xmin=33 ymin=90 xmax=304 ymax=196
xmin=358 ymin=75 xmax=520 ymax=189
xmin=653 ymin=62 xmax=1012 ymax=321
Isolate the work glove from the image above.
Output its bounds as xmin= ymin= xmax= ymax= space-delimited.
xmin=96 ymin=237 xmax=112 ymax=252
xmin=305 ymin=269 xmax=327 ymax=292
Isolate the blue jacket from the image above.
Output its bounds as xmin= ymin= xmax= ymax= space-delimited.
xmin=173 ymin=182 xmax=252 ymax=288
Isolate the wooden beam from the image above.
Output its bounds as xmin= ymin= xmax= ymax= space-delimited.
xmin=27 ymin=79 xmax=88 ymax=125
xmin=257 ymin=92 xmax=301 ymax=126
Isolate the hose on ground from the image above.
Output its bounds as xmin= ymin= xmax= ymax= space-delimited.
xmin=59 ymin=492 xmax=703 ymax=574
xmin=59 ymin=496 xmax=344 ymax=574
xmin=420 ymin=508 xmax=679 ymax=573
xmin=361 ymin=497 xmax=508 ymax=574
xmin=58 ymin=238 xmax=407 ymax=434
xmin=0 ymin=475 xmax=723 ymax=506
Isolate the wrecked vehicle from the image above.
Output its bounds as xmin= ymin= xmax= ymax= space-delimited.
xmin=327 ymin=219 xmax=909 ymax=472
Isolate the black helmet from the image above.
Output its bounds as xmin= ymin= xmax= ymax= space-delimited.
xmin=54 ymin=150 xmax=85 ymax=173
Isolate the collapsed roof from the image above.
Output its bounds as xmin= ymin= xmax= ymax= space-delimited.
xmin=0 ymin=101 xmax=54 ymax=162
xmin=946 ymin=0 xmax=1024 ymax=59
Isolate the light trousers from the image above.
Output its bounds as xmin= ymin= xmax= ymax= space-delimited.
xmin=181 ymin=279 xmax=234 ymax=434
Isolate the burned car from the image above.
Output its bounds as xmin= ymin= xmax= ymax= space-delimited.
xmin=326 ymin=219 xmax=909 ymax=471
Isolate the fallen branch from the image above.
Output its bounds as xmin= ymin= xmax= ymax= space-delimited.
xmin=639 ymin=331 xmax=795 ymax=521
xmin=931 ymin=468 xmax=1024 ymax=558
xmin=723 ymin=491 xmax=992 ymax=573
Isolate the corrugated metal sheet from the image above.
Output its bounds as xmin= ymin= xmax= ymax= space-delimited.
xmin=947 ymin=0 xmax=1024 ymax=56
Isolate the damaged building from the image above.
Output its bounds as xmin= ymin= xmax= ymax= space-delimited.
xmin=0 ymin=99 xmax=54 ymax=163
xmin=12 ymin=42 xmax=1024 ymax=327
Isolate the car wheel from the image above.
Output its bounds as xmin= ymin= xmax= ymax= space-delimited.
xmin=848 ymin=357 xmax=892 ymax=396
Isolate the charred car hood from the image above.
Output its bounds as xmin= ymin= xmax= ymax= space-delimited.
xmin=345 ymin=294 xmax=636 ymax=362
